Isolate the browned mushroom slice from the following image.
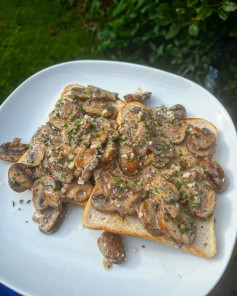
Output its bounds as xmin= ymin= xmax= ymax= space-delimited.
xmin=154 ymin=106 xmax=176 ymax=122
xmin=160 ymin=120 xmax=188 ymax=144
xmin=169 ymin=104 xmax=186 ymax=119
xmin=187 ymin=182 xmax=216 ymax=218
xmin=63 ymin=181 xmax=93 ymax=202
xmin=32 ymin=176 xmax=64 ymax=211
xmin=0 ymin=138 xmax=28 ymax=162
xmin=100 ymin=140 xmax=117 ymax=169
xmin=8 ymin=163 xmax=35 ymax=192
xmin=200 ymin=159 xmax=228 ymax=193
xmin=91 ymin=188 xmax=117 ymax=213
xmin=97 ymin=232 xmax=126 ymax=265
xmin=187 ymin=144 xmax=215 ymax=158
xmin=148 ymin=175 xmax=180 ymax=203
xmin=49 ymin=162 xmax=74 ymax=184
xmin=124 ymin=91 xmax=151 ymax=103
xmin=32 ymin=204 xmax=67 ymax=234
xmin=74 ymin=148 xmax=99 ymax=184
xmin=18 ymin=143 xmax=45 ymax=167
xmin=88 ymin=85 xmax=118 ymax=101
xmin=175 ymin=144 xmax=199 ymax=170
xmin=138 ymin=199 xmax=162 ymax=236
xmin=90 ymin=128 xmax=110 ymax=149
xmin=30 ymin=124 xmax=61 ymax=150
xmin=187 ymin=126 xmax=216 ymax=150
xmin=94 ymin=169 xmax=141 ymax=217
xmin=49 ymin=97 xmax=82 ymax=128
xmin=163 ymin=202 xmax=181 ymax=219
xmin=71 ymin=86 xmax=90 ymax=100
xmin=30 ymin=126 xmax=48 ymax=145
xmin=158 ymin=206 xmax=196 ymax=245
xmin=83 ymin=100 xmax=117 ymax=119
xmin=118 ymin=146 xmax=139 ymax=176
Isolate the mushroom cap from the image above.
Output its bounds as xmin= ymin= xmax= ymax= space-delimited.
xmin=8 ymin=163 xmax=35 ymax=192
xmin=91 ymin=186 xmax=117 ymax=213
xmin=158 ymin=206 xmax=196 ymax=245
xmin=33 ymin=203 xmax=67 ymax=234
xmin=32 ymin=176 xmax=64 ymax=211
xmin=169 ymin=104 xmax=186 ymax=119
xmin=0 ymin=138 xmax=28 ymax=162
xmin=187 ymin=182 xmax=216 ymax=218
xmin=200 ymin=159 xmax=228 ymax=193
xmin=97 ymin=232 xmax=126 ymax=264
xmin=64 ymin=181 xmax=93 ymax=202
xmin=18 ymin=143 xmax=45 ymax=167
xmin=138 ymin=199 xmax=162 ymax=236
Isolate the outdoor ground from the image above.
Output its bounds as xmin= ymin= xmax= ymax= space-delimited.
xmin=0 ymin=1 xmax=236 ymax=295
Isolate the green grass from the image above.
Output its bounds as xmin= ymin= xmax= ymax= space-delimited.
xmin=0 ymin=0 xmax=96 ymax=102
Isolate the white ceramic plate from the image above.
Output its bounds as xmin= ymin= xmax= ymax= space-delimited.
xmin=0 ymin=61 xmax=236 ymax=296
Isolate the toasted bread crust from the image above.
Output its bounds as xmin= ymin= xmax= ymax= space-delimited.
xmin=82 ymin=197 xmax=216 ymax=258
xmin=70 ymin=199 xmax=88 ymax=207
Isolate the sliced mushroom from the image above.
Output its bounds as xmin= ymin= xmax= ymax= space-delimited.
xmin=124 ymin=91 xmax=151 ymax=103
xmin=90 ymin=128 xmax=110 ymax=149
xmin=32 ymin=204 xmax=67 ymax=234
xmin=154 ymin=105 xmax=176 ymax=122
xmin=74 ymin=148 xmax=99 ymax=184
xmin=187 ymin=126 xmax=216 ymax=151
xmin=63 ymin=181 xmax=93 ymax=202
xmin=0 ymin=138 xmax=28 ymax=162
xmin=187 ymin=144 xmax=215 ymax=158
xmin=30 ymin=126 xmax=48 ymax=145
xmin=18 ymin=143 xmax=45 ymax=167
xmin=119 ymin=110 xmax=153 ymax=156
xmin=200 ymin=159 xmax=228 ymax=193
xmin=163 ymin=202 xmax=181 ymax=219
xmin=49 ymin=162 xmax=74 ymax=184
xmin=138 ymin=199 xmax=162 ymax=236
xmin=32 ymin=176 xmax=64 ymax=211
xmin=158 ymin=206 xmax=196 ymax=245
xmin=169 ymin=104 xmax=186 ymax=119
xmin=175 ymin=144 xmax=199 ymax=170
xmin=148 ymin=175 xmax=180 ymax=203
xmin=88 ymin=85 xmax=118 ymax=101
xmin=159 ymin=120 xmax=188 ymax=144
xmin=8 ymin=163 xmax=35 ymax=192
xmin=83 ymin=100 xmax=117 ymax=119
xmin=71 ymin=86 xmax=90 ymax=100
xmin=118 ymin=146 xmax=139 ymax=176
xmin=187 ymin=181 xmax=216 ymax=218
xmin=91 ymin=188 xmax=117 ymax=213
xmin=100 ymin=140 xmax=117 ymax=169
xmin=97 ymin=232 xmax=126 ymax=264
xmin=94 ymin=169 xmax=141 ymax=217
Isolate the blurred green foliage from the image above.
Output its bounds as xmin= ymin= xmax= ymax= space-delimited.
xmin=82 ymin=0 xmax=237 ymax=125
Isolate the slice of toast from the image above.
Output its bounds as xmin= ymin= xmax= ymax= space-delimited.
xmin=82 ymin=118 xmax=218 ymax=258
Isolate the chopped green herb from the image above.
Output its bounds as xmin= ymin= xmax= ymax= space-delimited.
xmin=204 ymin=183 xmax=211 ymax=191
xmin=19 ymin=199 xmax=24 ymax=204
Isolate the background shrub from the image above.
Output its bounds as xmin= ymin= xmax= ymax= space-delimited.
xmin=82 ymin=0 xmax=237 ymax=124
